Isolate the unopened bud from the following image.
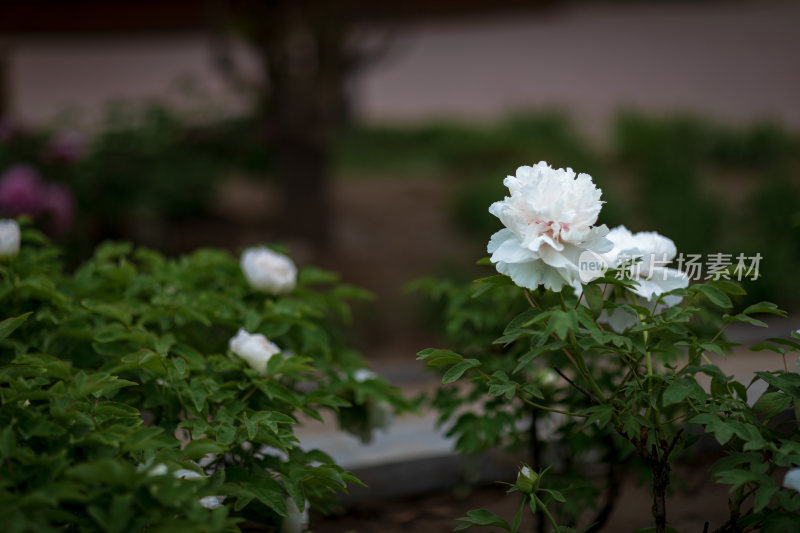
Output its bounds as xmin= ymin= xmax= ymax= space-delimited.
xmin=515 ymin=465 xmax=538 ymax=493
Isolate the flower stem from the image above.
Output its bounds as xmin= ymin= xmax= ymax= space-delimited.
xmin=642 ymin=322 xmax=653 ymax=381
xmin=518 ymin=395 xmax=588 ymax=418
xmin=523 ymin=289 xmax=540 ymax=309
xmin=241 ymin=386 xmax=257 ymax=403
xmin=534 ymin=495 xmax=560 ymax=533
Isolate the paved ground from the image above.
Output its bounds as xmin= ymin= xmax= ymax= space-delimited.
xmin=5 ymin=1 xmax=800 ymax=136
xmin=296 ymin=315 xmax=800 ymax=473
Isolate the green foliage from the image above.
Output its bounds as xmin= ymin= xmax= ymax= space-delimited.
xmin=0 ymin=222 xmax=408 ymax=532
xmin=419 ymin=267 xmax=800 ymax=532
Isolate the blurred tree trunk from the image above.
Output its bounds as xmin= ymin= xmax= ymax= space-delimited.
xmin=241 ymin=2 xmax=354 ymax=249
xmin=0 ymin=41 xmax=9 ymax=117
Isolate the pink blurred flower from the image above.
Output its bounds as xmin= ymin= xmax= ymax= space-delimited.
xmin=0 ymin=165 xmax=45 ymax=216
xmin=47 ymin=130 xmax=87 ymax=162
xmin=41 ymin=182 xmax=75 ymax=234
xmin=0 ymin=164 xmax=75 ymax=234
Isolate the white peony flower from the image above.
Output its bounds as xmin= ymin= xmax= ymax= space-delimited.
xmin=352 ymin=368 xmax=377 ymax=382
xmin=783 ymin=468 xmax=800 ymax=492
xmin=488 ymin=162 xmax=611 ymax=292
xmin=596 ymin=226 xmax=689 ymax=332
xmin=174 ymin=468 xmax=225 ymax=510
xmin=368 ymin=401 xmax=392 ymax=433
xmin=229 ymin=328 xmax=281 ymax=375
xmin=0 ymin=219 xmax=20 ymax=257
xmin=147 ymin=463 xmax=169 ymax=476
xmin=281 ymin=497 xmax=310 ymax=533
xmin=241 ymin=247 xmax=297 ymax=294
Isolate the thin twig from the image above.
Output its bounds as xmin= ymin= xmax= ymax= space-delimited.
xmin=552 ymin=366 xmax=597 ymax=404
xmin=524 ymin=289 xmax=540 ymax=309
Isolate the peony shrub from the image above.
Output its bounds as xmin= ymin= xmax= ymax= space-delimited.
xmin=0 ymin=221 xmax=408 ymax=532
xmin=420 ymin=162 xmax=800 ymax=533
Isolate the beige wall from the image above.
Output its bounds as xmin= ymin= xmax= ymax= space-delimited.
xmin=5 ymin=1 xmax=800 ymax=134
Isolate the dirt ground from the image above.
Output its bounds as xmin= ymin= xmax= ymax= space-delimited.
xmin=311 ymin=454 xmax=733 ymax=533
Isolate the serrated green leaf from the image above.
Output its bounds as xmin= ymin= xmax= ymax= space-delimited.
xmin=442 ymin=359 xmax=480 ymax=384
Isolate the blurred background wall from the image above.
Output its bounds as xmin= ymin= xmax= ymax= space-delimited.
xmin=5 ymin=1 xmax=800 ymax=132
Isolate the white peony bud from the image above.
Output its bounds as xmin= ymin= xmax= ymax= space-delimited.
xmin=281 ymin=497 xmax=310 ymax=533
xmin=241 ymin=247 xmax=297 ymax=294
xmin=0 ymin=219 xmax=20 ymax=257
xmin=229 ymin=328 xmax=281 ymax=375
xmin=515 ymin=465 xmax=538 ymax=493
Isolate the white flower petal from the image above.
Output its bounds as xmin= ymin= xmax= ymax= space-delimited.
xmin=488 ymin=230 xmax=532 ymax=264
xmin=599 ymin=306 xmax=640 ymax=333
xmin=629 ymin=267 xmax=690 ymax=300
xmin=488 ymin=162 xmax=608 ymax=291
xmin=229 ymin=329 xmax=281 ymax=375
xmin=353 ymin=369 xmax=377 ymax=382
xmin=241 ymin=247 xmax=297 ymax=294
xmin=174 ymin=469 xmax=225 ymax=510
xmin=0 ymin=219 xmax=20 ymax=257
xmin=199 ymin=495 xmax=225 ymax=510
xmin=281 ymin=497 xmax=310 ymax=533
xmin=783 ymin=468 xmax=800 ymax=492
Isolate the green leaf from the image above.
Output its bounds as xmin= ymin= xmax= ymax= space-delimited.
xmin=753 ymin=485 xmax=779 ymax=513
xmin=700 ymin=343 xmax=726 ymax=358
xmin=539 ymin=488 xmax=566 ymax=503
xmin=417 ymin=348 xmax=464 ymax=367
xmin=81 ymin=299 xmax=132 ymax=326
xmin=583 ymin=404 xmax=614 ymax=430
xmin=742 ymin=301 xmax=786 ymax=316
xmin=663 ymin=377 xmax=706 ymax=406
xmin=122 ymin=427 xmax=166 ymax=451
xmin=0 ymin=426 xmax=17 ymax=458
xmin=487 ymin=371 xmax=517 ymax=401
xmin=184 ymin=439 xmax=227 ymax=460
xmin=513 ymin=342 xmax=566 ymax=374
xmin=442 ymin=359 xmax=481 ymax=384
xmin=694 ymin=284 xmax=732 ymax=308
xmin=95 ymin=241 xmax=133 ymax=261
xmin=690 ymin=413 xmax=734 ymax=445
xmin=723 ymin=313 xmax=767 ymax=328
xmin=283 ymin=475 xmax=306 ymax=514
xmin=753 ymin=391 xmax=792 ymax=420
xmin=546 ymin=310 xmax=579 ymax=340
xmin=216 ymin=423 xmax=237 ymax=446
xmin=582 ymin=284 xmax=605 ymax=317
xmin=715 ymin=468 xmax=767 ymax=487
xmin=471 ymin=274 xmax=513 ymax=298
xmin=0 ymin=312 xmax=32 ymax=342
xmin=710 ymin=280 xmax=747 ymax=296
xmin=454 ymin=509 xmax=510 ymax=531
